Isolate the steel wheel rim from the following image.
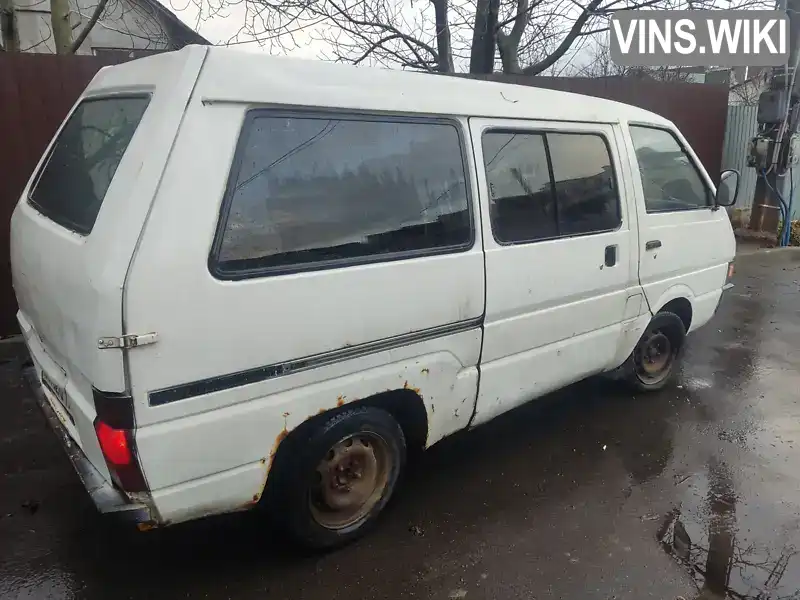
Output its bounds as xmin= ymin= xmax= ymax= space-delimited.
xmin=309 ymin=432 xmax=392 ymax=530
xmin=634 ymin=329 xmax=674 ymax=385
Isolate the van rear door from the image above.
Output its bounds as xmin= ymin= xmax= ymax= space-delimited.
xmin=10 ymin=47 xmax=207 ymax=483
xmin=13 ymin=96 xmax=151 ymax=478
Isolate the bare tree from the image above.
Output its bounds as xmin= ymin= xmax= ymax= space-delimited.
xmin=1 ymin=0 xmax=20 ymax=51
xmin=658 ymin=459 xmax=799 ymax=600
xmin=572 ymin=33 xmax=697 ymax=81
xmin=1 ymin=0 xmax=110 ymax=53
xmin=729 ymin=67 xmax=768 ymax=106
xmin=54 ymin=0 xmax=111 ymax=53
xmin=186 ymin=0 xmax=771 ymax=75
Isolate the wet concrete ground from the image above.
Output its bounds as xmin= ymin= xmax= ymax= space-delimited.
xmin=1 ymin=249 xmax=799 ymax=600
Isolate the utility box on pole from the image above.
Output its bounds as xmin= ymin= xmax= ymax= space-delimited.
xmin=748 ymin=0 xmax=800 ymax=234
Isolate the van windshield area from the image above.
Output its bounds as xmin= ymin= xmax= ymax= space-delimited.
xmin=28 ymin=95 xmax=150 ymax=235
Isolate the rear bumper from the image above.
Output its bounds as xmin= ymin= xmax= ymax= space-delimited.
xmin=23 ymin=367 xmax=153 ymax=525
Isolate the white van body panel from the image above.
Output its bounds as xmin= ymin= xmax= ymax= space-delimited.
xmin=10 ymin=46 xmax=735 ymax=528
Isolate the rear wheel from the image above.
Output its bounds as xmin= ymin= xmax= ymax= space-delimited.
xmin=624 ymin=311 xmax=686 ymax=392
xmin=272 ymin=406 xmax=406 ymax=549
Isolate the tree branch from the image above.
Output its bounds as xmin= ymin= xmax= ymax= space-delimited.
xmin=469 ymin=0 xmax=499 ymax=72
xmin=580 ymin=26 xmax=608 ymax=35
xmin=353 ymin=33 xmax=402 ymax=64
xmin=328 ymin=0 xmax=439 ymax=62
xmin=20 ymin=22 xmax=53 ymax=51
xmin=599 ymin=0 xmax=666 ymax=12
xmin=521 ymin=0 xmax=602 ymax=75
xmin=0 ymin=0 xmax=20 ymax=52
xmin=497 ymin=0 xmax=529 ymax=72
xmin=495 ymin=0 xmax=544 ymax=30
xmin=430 ymin=0 xmax=454 ymax=72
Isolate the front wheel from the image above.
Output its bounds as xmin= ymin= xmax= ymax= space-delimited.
xmin=271 ymin=406 xmax=406 ymax=550
xmin=624 ymin=311 xmax=686 ymax=392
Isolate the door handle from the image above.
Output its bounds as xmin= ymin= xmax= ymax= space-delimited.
xmin=604 ymin=245 xmax=617 ymax=267
xmin=645 ymin=240 xmax=662 ymax=251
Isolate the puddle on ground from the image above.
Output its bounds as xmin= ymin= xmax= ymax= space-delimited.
xmin=658 ymin=459 xmax=799 ymax=599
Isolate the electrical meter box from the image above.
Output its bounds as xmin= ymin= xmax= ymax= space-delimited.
xmin=747 ymin=136 xmax=773 ymax=169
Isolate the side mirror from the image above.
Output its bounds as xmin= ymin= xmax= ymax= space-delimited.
xmin=715 ymin=169 xmax=740 ymax=208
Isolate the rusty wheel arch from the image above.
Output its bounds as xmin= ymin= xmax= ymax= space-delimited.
xmin=261 ymin=388 xmax=427 ymax=508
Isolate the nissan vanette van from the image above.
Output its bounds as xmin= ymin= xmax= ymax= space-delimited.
xmin=10 ymin=45 xmax=738 ymax=549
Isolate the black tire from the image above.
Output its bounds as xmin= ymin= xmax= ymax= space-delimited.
xmin=271 ymin=406 xmax=406 ymax=550
xmin=623 ymin=310 xmax=686 ymax=392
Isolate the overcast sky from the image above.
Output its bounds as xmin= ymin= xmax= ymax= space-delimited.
xmin=159 ymin=0 xmax=327 ymax=57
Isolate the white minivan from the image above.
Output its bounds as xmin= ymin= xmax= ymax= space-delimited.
xmin=10 ymin=45 xmax=738 ymax=548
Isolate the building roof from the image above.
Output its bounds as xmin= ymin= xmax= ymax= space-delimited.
xmin=138 ymin=0 xmax=210 ymax=48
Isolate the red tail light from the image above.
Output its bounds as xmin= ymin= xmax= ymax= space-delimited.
xmin=92 ymin=388 xmax=148 ymax=493
xmin=95 ymin=421 xmax=132 ymax=466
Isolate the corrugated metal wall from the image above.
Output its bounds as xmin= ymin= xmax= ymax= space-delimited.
xmin=721 ymin=105 xmax=758 ymax=215
xmin=787 ymin=146 xmax=800 ymax=220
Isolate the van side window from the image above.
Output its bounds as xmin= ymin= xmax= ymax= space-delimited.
xmin=482 ymin=132 xmax=557 ymax=243
xmin=482 ymin=130 xmax=620 ymax=244
xmin=629 ymin=125 xmax=712 ymax=212
xmin=548 ymin=133 xmax=620 ymax=236
xmin=213 ymin=113 xmax=473 ymax=277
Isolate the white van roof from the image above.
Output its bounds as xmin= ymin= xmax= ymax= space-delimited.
xmin=90 ymin=45 xmax=673 ymax=128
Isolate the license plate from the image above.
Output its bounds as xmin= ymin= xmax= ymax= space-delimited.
xmin=41 ymin=370 xmax=74 ymax=424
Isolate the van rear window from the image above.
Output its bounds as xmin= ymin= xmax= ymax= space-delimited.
xmin=28 ymin=96 xmax=150 ymax=235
